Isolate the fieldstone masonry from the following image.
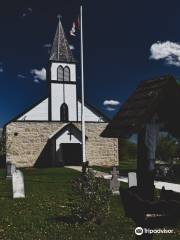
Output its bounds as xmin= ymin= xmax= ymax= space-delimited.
xmin=6 ymin=122 xmax=119 ymax=167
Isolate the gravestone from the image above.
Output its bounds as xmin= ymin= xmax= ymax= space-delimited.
xmin=128 ymin=172 xmax=137 ymax=188
xmin=6 ymin=162 xmax=16 ymax=179
xmin=12 ymin=170 xmax=25 ymax=198
xmin=110 ymin=167 xmax=120 ymax=192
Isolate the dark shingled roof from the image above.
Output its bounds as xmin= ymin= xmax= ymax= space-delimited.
xmin=101 ymin=75 xmax=180 ymax=138
xmin=49 ymin=20 xmax=75 ymax=63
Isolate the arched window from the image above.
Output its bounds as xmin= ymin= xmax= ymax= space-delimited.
xmin=64 ymin=66 xmax=70 ymax=82
xmin=57 ymin=65 xmax=63 ymax=81
xmin=60 ymin=103 xmax=69 ymax=122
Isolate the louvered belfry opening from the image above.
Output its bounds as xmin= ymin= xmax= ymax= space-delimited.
xmin=64 ymin=66 xmax=70 ymax=82
xmin=57 ymin=65 xmax=63 ymax=81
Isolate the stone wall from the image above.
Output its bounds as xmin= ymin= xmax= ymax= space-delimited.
xmin=5 ymin=122 xmax=119 ymax=167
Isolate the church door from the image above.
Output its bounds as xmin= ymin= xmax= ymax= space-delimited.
xmin=60 ymin=143 xmax=82 ymax=166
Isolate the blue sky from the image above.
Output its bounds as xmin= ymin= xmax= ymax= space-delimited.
xmin=1 ymin=0 xmax=180 ymax=127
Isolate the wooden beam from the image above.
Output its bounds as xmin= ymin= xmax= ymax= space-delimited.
xmin=137 ymin=124 xmax=157 ymax=200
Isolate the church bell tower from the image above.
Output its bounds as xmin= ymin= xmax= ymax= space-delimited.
xmin=48 ymin=19 xmax=77 ymax=122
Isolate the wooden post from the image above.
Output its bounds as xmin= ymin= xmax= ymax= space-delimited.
xmin=137 ymin=129 xmax=153 ymax=200
xmin=137 ymin=117 xmax=159 ymax=200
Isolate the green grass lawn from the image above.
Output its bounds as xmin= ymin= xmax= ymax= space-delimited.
xmin=0 ymin=168 xmax=179 ymax=240
xmin=93 ymin=161 xmax=180 ymax=184
xmin=92 ymin=160 xmax=137 ymax=175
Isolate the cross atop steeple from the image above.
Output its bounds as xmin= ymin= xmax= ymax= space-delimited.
xmin=49 ymin=18 xmax=75 ymax=63
xmin=57 ymin=14 xmax=62 ymax=21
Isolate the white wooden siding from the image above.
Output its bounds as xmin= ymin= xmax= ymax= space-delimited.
xmin=17 ymin=97 xmax=105 ymax=122
xmin=77 ymin=101 xmax=104 ymax=122
xmin=18 ymin=98 xmax=48 ymax=121
xmin=51 ymin=83 xmax=77 ymax=121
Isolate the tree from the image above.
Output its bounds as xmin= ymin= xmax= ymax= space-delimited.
xmin=156 ymin=135 xmax=178 ymax=164
xmin=70 ymin=170 xmax=111 ymax=224
xmin=0 ymin=132 xmax=19 ymax=168
xmin=0 ymin=133 xmax=6 ymax=167
xmin=0 ymin=133 xmax=6 ymax=157
xmin=119 ymin=138 xmax=137 ymax=161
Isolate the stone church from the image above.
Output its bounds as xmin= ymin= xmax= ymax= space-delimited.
xmin=5 ymin=20 xmax=118 ymax=168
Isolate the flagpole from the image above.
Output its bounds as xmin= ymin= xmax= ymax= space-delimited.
xmin=80 ymin=2 xmax=86 ymax=165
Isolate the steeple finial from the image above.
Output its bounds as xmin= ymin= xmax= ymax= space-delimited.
xmin=49 ymin=17 xmax=75 ymax=62
xmin=57 ymin=14 xmax=62 ymax=21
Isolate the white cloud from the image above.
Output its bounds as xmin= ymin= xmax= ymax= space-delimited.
xmin=69 ymin=45 xmax=75 ymax=50
xmin=0 ymin=62 xmax=3 ymax=73
xmin=103 ymin=100 xmax=120 ymax=106
xmin=17 ymin=74 xmax=26 ymax=79
xmin=30 ymin=68 xmax=46 ymax=82
xmin=103 ymin=99 xmax=121 ymax=111
xmin=28 ymin=8 xmax=32 ymax=12
xmin=21 ymin=7 xmax=32 ymax=18
xmin=150 ymin=41 xmax=180 ymax=66
xmin=43 ymin=43 xmax=52 ymax=48
xmin=34 ymin=79 xmax=40 ymax=84
xmin=22 ymin=13 xmax=27 ymax=18
xmin=105 ymin=107 xmax=117 ymax=111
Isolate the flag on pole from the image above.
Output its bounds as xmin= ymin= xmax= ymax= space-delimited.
xmin=69 ymin=4 xmax=87 ymax=167
xmin=80 ymin=5 xmax=86 ymax=165
xmin=70 ymin=22 xmax=76 ymax=36
xmin=69 ymin=17 xmax=80 ymax=37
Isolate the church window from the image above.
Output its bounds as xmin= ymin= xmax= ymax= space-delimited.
xmin=64 ymin=66 xmax=70 ymax=82
xmin=57 ymin=65 xmax=63 ymax=81
xmin=60 ymin=103 xmax=69 ymax=122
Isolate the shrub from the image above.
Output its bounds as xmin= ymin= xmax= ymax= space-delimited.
xmin=69 ymin=170 xmax=111 ymax=224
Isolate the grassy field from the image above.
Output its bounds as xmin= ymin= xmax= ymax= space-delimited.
xmin=0 ymin=168 xmax=180 ymax=240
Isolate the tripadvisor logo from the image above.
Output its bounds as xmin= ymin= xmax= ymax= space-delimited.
xmin=135 ymin=227 xmax=174 ymax=235
xmin=135 ymin=227 xmax=143 ymax=236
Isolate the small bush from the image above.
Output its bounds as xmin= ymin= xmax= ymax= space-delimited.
xmin=69 ymin=170 xmax=111 ymax=224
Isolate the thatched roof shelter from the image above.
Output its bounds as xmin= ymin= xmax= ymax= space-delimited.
xmin=102 ymin=75 xmax=180 ymax=138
